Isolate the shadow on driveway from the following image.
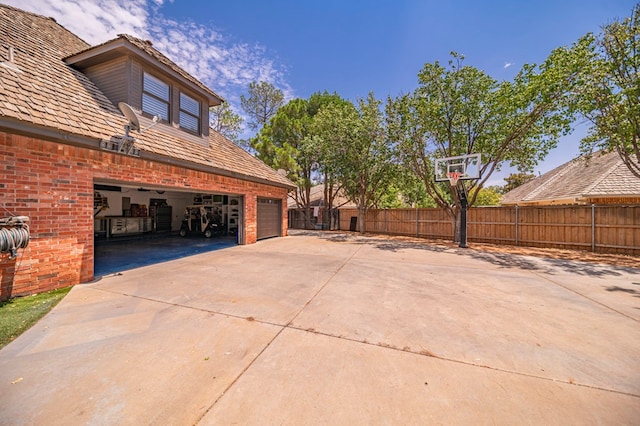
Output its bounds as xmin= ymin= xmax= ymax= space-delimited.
xmin=300 ymin=229 xmax=640 ymax=277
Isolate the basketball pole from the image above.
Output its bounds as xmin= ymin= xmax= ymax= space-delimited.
xmin=457 ymin=182 xmax=468 ymax=248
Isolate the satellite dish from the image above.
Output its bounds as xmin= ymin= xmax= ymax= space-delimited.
xmin=101 ymin=102 xmax=155 ymax=157
xmin=118 ymin=102 xmax=140 ymax=132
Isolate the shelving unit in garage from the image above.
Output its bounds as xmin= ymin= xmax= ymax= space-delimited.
xmin=93 ymin=192 xmax=110 ymax=237
xmin=191 ymin=194 xmax=240 ymax=236
xmin=227 ymin=197 xmax=239 ymax=235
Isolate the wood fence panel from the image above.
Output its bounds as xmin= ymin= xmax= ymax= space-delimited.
xmin=580 ymin=207 xmax=592 ymax=246
xmin=561 ymin=206 xmax=591 ymax=248
xmin=288 ymin=209 xmax=308 ymax=230
xmin=596 ymin=205 xmax=640 ymax=254
xmin=339 ymin=208 xmax=358 ymax=230
xmin=418 ymin=208 xmax=451 ymax=239
xmin=385 ymin=209 xmax=415 ymax=236
xmin=367 ymin=209 xmax=385 ymax=234
xmin=515 ymin=207 xmax=538 ymax=246
xmin=516 ymin=206 xmax=588 ymax=250
xmin=468 ymin=206 xmax=515 ymax=244
xmin=328 ymin=205 xmax=639 ymax=256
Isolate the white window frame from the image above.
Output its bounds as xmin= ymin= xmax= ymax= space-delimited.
xmin=179 ymin=92 xmax=200 ymax=133
xmin=142 ymin=72 xmax=170 ymax=121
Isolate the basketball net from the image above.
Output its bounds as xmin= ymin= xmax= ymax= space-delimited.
xmin=447 ymin=171 xmax=462 ymax=187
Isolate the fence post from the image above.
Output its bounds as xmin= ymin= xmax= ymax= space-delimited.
xmin=384 ymin=208 xmax=387 ymax=234
xmin=416 ymin=207 xmax=419 ymax=237
xmin=591 ymin=204 xmax=595 ymax=252
xmin=515 ymin=205 xmax=519 ymax=246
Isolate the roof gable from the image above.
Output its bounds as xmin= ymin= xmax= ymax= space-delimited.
xmin=64 ymin=34 xmax=223 ymax=106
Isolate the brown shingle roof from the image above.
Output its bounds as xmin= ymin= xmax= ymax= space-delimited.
xmin=501 ymin=151 xmax=640 ymax=205
xmin=0 ymin=4 xmax=294 ymax=189
xmin=0 ymin=5 xmax=118 ymax=138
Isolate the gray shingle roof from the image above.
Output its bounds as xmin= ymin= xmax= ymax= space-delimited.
xmin=501 ymin=151 xmax=640 ymax=205
xmin=0 ymin=4 xmax=294 ymax=189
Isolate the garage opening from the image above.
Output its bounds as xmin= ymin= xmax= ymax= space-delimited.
xmin=93 ymin=183 xmax=243 ymax=276
xmin=257 ymin=197 xmax=282 ymax=240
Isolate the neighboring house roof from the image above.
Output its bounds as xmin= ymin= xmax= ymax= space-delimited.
xmin=287 ymin=184 xmax=356 ymax=209
xmin=0 ymin=4 xmax=294 ymax=190
xmin=501 ymin=151 xmax=640 ymax=205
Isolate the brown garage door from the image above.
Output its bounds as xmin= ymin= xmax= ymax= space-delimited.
xmin=257 ymin=198 xmax=281 ymax=240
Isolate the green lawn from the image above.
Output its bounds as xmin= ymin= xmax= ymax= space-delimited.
xmin=0 ymin=287 xmax=72 ymax=349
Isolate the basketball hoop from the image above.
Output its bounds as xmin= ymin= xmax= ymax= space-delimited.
xmin=447 ymin=171 xmax=462 ymax=187
xmin=435 ymin=153 xmax=481 ymax=249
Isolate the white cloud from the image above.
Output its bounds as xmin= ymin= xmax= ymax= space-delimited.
xmin=4 ymin=0 xmax=293 ymax=124
xmin=4 ymin=0 xmax=151 ymax=44
xmin=503 ymin=62 xmax=513 ymax=69
xmin=146 ymin=14 xmax=293 ymax=110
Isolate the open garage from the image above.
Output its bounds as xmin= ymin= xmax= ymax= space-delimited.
xmin=93 ymin=183 xmax=246 ymax=275
xmin=0 ymin=6 xmax=295 ymax=300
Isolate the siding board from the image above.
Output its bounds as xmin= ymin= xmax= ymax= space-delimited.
xmin=83 ymin=57 xmax=128 ymax=105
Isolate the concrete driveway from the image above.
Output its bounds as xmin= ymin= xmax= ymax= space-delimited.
xmin=1 ymin=231 xmax=639 ymax=425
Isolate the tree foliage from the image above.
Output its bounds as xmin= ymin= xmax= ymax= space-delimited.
xmin=474 ymin=187 xmax=502 ymax=206
xmin=209 ymin=102 xmax=243 ymax=144
xmin=314 ymin=93 xmax=397 ymax=232
xmin=388 ymin=45 xmax=590 ymax=241
xmin=502 ymin=172 xmax=537 ymax=193
xmin=252 ymin=92 xmax=342 ymax=228
xmin=240 ymin=81 xmax=285 ymax=131
xmin=388 ymin=169 xmax=438 ymax=208
xmin=576 ymin=5 xmax=640 ymax=177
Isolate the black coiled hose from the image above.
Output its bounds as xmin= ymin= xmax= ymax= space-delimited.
xmin=0 ymin=216 xmax=30 ymax=260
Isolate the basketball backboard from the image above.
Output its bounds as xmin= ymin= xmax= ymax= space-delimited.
xmin=434 ymin=153 xmax=482 ymax=182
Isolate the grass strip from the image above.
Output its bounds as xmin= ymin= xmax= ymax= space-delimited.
xmin=0 ymin=287 xmax=72 ymax=349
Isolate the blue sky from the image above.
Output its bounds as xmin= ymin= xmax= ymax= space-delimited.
xmin=5 ymin=0 xmax=637 ymax=184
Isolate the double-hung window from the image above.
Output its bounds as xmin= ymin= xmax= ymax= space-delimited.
xmin=142 ymin=72 xmax=169 ymax=121
xmin=179 ymin=92 xmax=200 ymax=133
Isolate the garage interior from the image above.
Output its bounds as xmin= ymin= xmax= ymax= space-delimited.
xmin=93 ymin=182 xmax=244 ymax=276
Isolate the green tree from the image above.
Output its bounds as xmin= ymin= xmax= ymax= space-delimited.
xmin=474 ymin=187 xmax=502 ymax=206
xmin=209 ymin=102 xmax=244 ymax=145
xmin=309 ymin=97 xmax=354 ymax=230
xmin=240 ymin=81 xmax=285 ymax=131
xmin=378 ymin=170 xmax=439 ymax=208
xmin=577 ymin=5 xmax=640 ymax=177
xmin=388 ymin=45 xmax=591 ymax=242
xmin=502 ymin=172 xmax=536 ymax=193
xmin=376 ymin=182 xmax=404 ymax=209
xmin=252 ymin=92 xmax=342 ymax=228
xmin=314 ymin=93 xmax=397 ymax=233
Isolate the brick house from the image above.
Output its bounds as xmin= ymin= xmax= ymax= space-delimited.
xmin=501 ymin=151 xmax=640 ymax=206
xmin=0 ymin=5 xmax=295 ymax=300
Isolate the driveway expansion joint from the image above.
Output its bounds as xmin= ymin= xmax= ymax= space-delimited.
xmin=283 ymin=324 xmax=640 ymax=399
xmin=532 ymin=271 xmax=640 ymax=323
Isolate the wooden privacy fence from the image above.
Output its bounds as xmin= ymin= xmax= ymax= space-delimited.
xmin=335 ymin=205 xmax=640 ymax=256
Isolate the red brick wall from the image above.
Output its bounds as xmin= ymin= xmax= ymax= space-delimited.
xmin=0 ymin=132 xmax=289 ymax=300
